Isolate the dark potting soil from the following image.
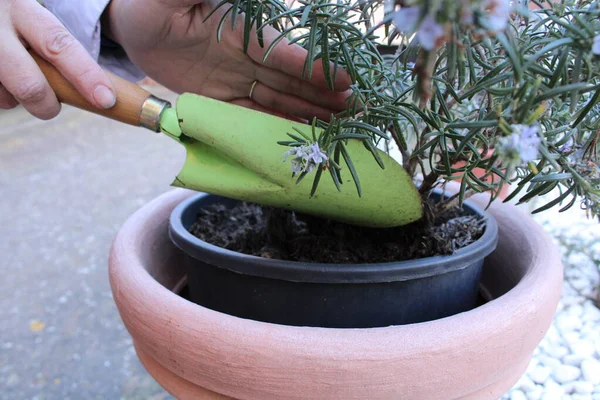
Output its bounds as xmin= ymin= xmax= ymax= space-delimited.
xmin=187 ymin=199 xmax=486 ymax=264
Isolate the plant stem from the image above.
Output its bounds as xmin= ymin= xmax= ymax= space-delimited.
xmin=390 ymin=123 xmax=411 ymax=170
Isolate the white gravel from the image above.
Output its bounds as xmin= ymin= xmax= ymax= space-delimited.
xmin=502 ymin=194 xmax=600 ymax=400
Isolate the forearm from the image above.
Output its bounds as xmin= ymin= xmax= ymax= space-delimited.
xmin=43 ymin=0 xmax=146 ymax=82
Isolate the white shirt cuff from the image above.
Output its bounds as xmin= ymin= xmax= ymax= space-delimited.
xmin=44 ymin=0 xmax=146 ymax=82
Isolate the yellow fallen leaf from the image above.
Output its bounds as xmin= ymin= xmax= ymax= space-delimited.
xmin=29 ymin=320 xmax=45 ymax=332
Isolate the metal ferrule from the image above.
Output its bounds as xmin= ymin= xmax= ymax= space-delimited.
xmin=139 ymin=95 xmax=171 ymax=132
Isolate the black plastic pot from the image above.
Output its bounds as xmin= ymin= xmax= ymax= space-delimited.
xmin=169 ymin=193 xmax=498 ymax=328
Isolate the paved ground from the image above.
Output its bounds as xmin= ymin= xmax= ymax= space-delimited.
xmin=0 ymin=86 xmax=179 ymax=399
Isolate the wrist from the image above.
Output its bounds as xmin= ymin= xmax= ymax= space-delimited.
xmin=100 ymin=0 xmax=120 ymax=45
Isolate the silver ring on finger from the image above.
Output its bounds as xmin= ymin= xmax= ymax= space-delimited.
xmin=248 ymin=80 xmax=258 ymax=99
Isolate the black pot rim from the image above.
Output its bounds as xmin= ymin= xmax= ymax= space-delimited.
xmin=168 ymin=192 xmax=498 ymax=284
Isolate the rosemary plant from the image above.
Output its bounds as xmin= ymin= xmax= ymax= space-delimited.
xmin=207 ymin=0 xmax=600 ymax=221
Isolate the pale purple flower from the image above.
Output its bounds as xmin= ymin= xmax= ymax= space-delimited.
xmin=498 ymin=124 xmax=541 ymax=164
xmin=283 ymin=142 xmax=328 ymax=174
xmin=517 ymin=125 xmax=541 ymax=161
xmin=290 ymin=158 xmax=304 ymax=174
xmin=384 ymin=0 xmax=395 ymax=15
xmin=592 ymin=35 xmax=600 ymax=55
xmin=308 ymin=143 xmax=327 ymax=164
xmin=283 ymin=146 xmax=306 ymax=161
xmin=484 ymin=0 xmax=511 ymax=32
xmin=416 ymin=15 xmax=445 ymax=50
xmin=392 ymin=7 xmax=420 ymax=33
xmin=461 ymin=7 xmax=475 ymax=26
xmin=559 ymin=136 xmax=575 ymax=154
xmin=391 ymin=7 xmax=445 ymax=50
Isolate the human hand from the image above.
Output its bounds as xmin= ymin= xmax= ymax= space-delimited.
xmin=0 ymin=0 xmax=116 ymax=119
xmin=101 ymin=0 xmax=352 ymax=121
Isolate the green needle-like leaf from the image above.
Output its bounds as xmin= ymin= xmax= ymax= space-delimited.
xmin=340 ymin=143 xmax=362 ymax=197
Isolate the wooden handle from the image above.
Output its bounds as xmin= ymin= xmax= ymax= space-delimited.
xmin=30 ymin=50 xmax=154 ymax=127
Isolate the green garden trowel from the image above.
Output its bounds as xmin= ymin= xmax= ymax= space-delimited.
xmin=34 ymin=52 xmax=422 ymax=227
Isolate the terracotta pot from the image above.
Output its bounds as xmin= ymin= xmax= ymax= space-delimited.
xmin=108 ymin=188 xmax=562 ymax=400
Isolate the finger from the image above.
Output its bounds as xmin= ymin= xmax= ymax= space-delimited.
xmin=255 ymin=65 xmax=351 ymax=111
xmin=230 ymin=98 xmax=307 ymax=123
xmin=250 ymin=81 xmax=336 ymax=121
xmin=13 ymin=0 xmax=116 ymax=110
xmin=231 ymin=98 xmax=285 ymax=114
xmin=247 ymin=25 xmax=352 ymax=92
xmin=0 ymin=84 xmax=18 ymax=109
xmin=0 ymin=35 xmax=61 ymax=119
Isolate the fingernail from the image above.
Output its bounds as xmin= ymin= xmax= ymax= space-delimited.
xmin=93 ymin=85 xmax=116 ymax=109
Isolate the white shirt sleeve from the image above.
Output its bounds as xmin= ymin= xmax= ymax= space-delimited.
xmin=43 ymin=0 xmax=146 ymax=82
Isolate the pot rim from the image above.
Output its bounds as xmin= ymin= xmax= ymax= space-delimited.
xmin=168 ymin=191 xmax=498 ymax=283
xmin=108 ymin=187 xmax=563 ymax=400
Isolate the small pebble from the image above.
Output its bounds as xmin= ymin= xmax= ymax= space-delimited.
xmin=581 ymin=359 xmax=600 ymax=385
xmin=561 ymin=296 xmax=580 ymax=307
xmin=572 ymin=395 xmax=593 ymax=400
xmin=528 ymin=386 xmax=545 ymax=400
xmin=510 ymin=390 xmax=527 ymax=400
xmin=544 ymin=325 xmax=562 ymax=344
xmin=517 ymin=376 xmax=537 ymax=393
xmin=540 ymin=354 xmax=562 ymax=370
xmin=583 ymin=303 xmax=600 ymax=321
xmin=562 ymin=354 xmax=586 ymax=367
xmin=570 ymin=342 xmax=596 ymax=358
xmin=552 ymin=365 xmax=581 ymax=383
xmin=543 ymin=379 xmax=565 ymax=400
xmin=557 ymin=315 xmax=582 ymax=332
xmin=544 ymin=345 xmax=569 ymax=360
xmin=570 ymin=278 xmax=589 ymax=291
xmin=566 ymin=304 xmax=584 ymax=317
xmin=529 ymin=365 xmax=551 ymax=384
xmin=552 ymin=364 xmax=581 ymax=384
xmin=560 ymin=382 xmax=575 ymax=394
xmin=572 ymin=381 xmax=594 ymax=395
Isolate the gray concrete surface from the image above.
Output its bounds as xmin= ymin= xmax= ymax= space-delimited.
xmin=0 ymin=86 xmax=182 ymax=399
